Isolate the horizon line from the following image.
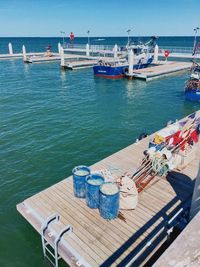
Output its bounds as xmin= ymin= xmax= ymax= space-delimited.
xmin=0 ymin=35 xmax=196 ymax=38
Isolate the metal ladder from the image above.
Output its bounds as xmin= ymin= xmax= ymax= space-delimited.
xmin=41 ymin=213 xmax=73 ymax=267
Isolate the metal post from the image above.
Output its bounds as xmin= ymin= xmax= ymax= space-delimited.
xmin=60 ymin=31 xmax=65 ymax=47
xmin=8 ymin=42 xmax=13 ymax=55
xmin=87 ymin=30 xmax=90 ymax=45
xmin=127 ymin=29 xmax=131 ymax=46
xmin=193 ymin=27 xmax=199 ymax=55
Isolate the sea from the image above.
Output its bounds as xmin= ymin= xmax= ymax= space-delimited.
xmin=0 ymin=37 xmax=199 ymax=267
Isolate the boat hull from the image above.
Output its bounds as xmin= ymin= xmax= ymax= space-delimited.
xmin=93 ymin=61 xmax=152 ymax=79
xmin=185 ymin=89 xmax=200 ymax=101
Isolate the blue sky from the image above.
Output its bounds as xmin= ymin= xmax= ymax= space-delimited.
xmin=0 ymin=0 xmax=199 ymax=37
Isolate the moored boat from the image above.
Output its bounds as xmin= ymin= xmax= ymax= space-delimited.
xmin=185 ymin=62 xmax=200 ymax=101
xmin=93 ymin=37 xmax=157 ymax=79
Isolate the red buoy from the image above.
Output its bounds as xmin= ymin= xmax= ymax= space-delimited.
xmin=164 ymin=50 xmax=170 ymax=58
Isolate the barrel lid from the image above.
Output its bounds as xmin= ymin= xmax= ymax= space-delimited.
xmin=100 ymin=182 xmax=119 ymax=195
xmin=72 ymin=165 xmax=90 ymax=176
xmin=86 ymin=174 xmax=104 ymax=185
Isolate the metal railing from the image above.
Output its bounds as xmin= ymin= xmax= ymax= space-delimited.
xmin=64 ymin=43 xmax=115 ymax=51
xmin=64 ymin=44 xmax=200 ymax=56
xmin=159 ymin=46 xmax=199 ymax=55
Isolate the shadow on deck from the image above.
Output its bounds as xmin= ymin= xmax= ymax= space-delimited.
xmin=100 ymin=171 xmax=195 ymax=267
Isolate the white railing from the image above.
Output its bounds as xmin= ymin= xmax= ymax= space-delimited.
xmin=64 ymin=43 xmax=86 ymax=49
xmin=64 ymin=43 xmax=115 ymax=51
xmin=64 ymin=44 xmax=200 ymax=55
xmin=159 ymin=46 xmax=199 ymax=55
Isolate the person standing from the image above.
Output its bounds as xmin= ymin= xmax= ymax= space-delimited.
xmin=70 ymin=32 xmax=75 ymax=47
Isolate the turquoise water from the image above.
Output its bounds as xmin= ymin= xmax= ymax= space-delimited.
xmin=0 ymin=40 xmax=200 ymax=267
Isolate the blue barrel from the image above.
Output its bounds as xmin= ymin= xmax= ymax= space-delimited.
xmin=99 ymin=182 xmax=120 ymax=220
xmin=72 ymin=166 xmax=90 ymax=198
xmin=86 ymin=174 xmax=104 ymax=209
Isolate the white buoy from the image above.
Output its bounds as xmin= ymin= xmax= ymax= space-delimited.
xmin=58 ymin=42 xmax=61 ymax=55
xmin=154 ymin=44 xmax=159 ymax=63
xmin=60 ymin=46 xmax=65 ymax=67
xmin=86 ymin=43 xmax=90 ymax=57
xmin=113 ymin=44 xmax=118 ymax=59
xmin=8 ymin=42 xmax=13 ymax=55
xmin=128 ymin=49 xmax=134 ymax=75
xmin=22 ymin=45 xmax=27 ymax=61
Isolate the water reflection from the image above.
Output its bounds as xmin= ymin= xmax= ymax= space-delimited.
xmin=60 ymin=69 xmax=67 ymax=83
xmin=23 ymin=62 xmax=30 ymax=74
xmin=125 ymin=79 xmax=147 ymax=100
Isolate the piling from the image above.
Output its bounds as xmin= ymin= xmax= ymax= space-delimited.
xmin=60 ymin=46 xmax=65 ymax=69
xmin=22 ymin=45 xmax=27 ymax=62
xmin=58 ymin=42 xmax=61 ymax=55
xmin=154 ymin=44 xmax=159 ymax=63
xmin=86 ymin=44 xmax=90 ymax=57
xmin=8 ymin=42 xmax=13 ymax=55
xmin=113 ymin=44 xmax=118 ymax=59
xmin=128 ymin=49 xmax=134 ymax=75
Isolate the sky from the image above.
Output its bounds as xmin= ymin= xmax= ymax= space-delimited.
xmin=0 ymin=0 xmax=200 ymax=37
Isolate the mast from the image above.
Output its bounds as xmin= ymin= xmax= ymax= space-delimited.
xmin=193 ymin=27 xmax=199 ymax=56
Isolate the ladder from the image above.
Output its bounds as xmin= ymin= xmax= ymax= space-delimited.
xmin=41 ymin=213 xmax=73 ymax=267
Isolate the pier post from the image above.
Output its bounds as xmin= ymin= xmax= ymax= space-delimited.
xmin=86 ymin=44 xmax=90 ymax=57
xmin=154 ymin=44 xmax=159 ymax=63
xmin=8 ymin=42 xmax=13 ymax=55
xmin=22 ymin=45 xmax=27 ymax=62
xmin=58 ymin=42 xmax=61 ymax=55
xmin=128 ymin=49 xmax=134 ymax=75
xmin=60 ymin=46 xmax=65 ymax=69
xmin=113 ymin=44 xmax=118 ymax=59
xmin=60 ymin=46 xmax=65 ymax=68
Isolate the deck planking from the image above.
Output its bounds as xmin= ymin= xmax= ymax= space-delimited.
xmin=132 ymin=61 xmax=191 ymax=81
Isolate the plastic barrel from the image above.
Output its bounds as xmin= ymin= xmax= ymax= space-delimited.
xmin=72 ymin=166 xmax=90 ymax=198
xmin=86 ymin=174 xmax=104 ymax=209
xmin=99 ymin=182 xmax=120 ymax=220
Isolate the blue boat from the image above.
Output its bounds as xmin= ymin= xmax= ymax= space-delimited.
xmin=93 ymin=57 xmax=153 ymax=79
xmin=93 ymin=37 xmax=156 ymax=79
xmin=185 ymin=62 xmax=200 ymax=102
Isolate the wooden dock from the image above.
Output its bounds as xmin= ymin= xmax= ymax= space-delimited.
xmin=0 ymin=52 xmax=44 ymax=60
xmin=62 ymin=59 xmax=98 ymax=70
xmin=17 ymin=112 xmax=200 ymax=267
xmin=132 ymin=61 xmax=191 ymax=81
xmin=24 ymin=53 xmax=60 ymax=63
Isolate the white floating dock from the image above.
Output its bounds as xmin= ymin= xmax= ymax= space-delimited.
xmin=62 ymin=59 xmax=98 ymax=70
xmin=0 ymin=52 xmax=44 ymax=60
xmin=24 ymin=53 xmax=61 ymax=63
xmin=131 ymin=61 xmax=191 ymax=81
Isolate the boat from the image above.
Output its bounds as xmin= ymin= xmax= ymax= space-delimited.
xmin=185 ymin=61 xmax=200 ymax=101
xmin=93 ymin=36 xmax=157 ymax=79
